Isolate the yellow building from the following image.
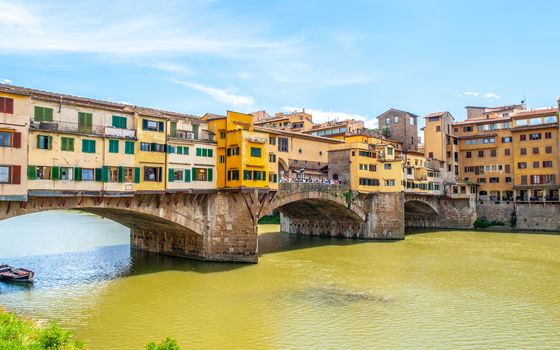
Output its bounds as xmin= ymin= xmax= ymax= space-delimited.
xmin=404 ymin=151 xmax=444 ymax=195
xmin=166 ymin=116 xmax=216 ymax=191
xmin=510 ymin=108 xmax=559 ymax=201
xmin=204 ymin=111 xmax=268 ymax=189
xmin=305 ymin=119 xmax=365 ymax=140
xmin=253 ymin=110 xmax=314 ymax=132
xmin=0 ymin=87 xmax=29 ymax=200
xmin=328 ymin=140 xmax=403 ymax=193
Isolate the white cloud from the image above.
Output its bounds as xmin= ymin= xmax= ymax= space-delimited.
xmin=456 ymin=91 xmax=479 ymax=97
xmin=484 ymin=92 xmax=500 ymax=99
xmin=0 ymin=78 xmax=11 ymax=84
xmin=283 ymin=106 xmax=375 ymax=127
xmin=172 ymin=79 xmax=254 ymax=108
xmin=146 ymin=63 xmax=195 ymax=76
xmin=0 ymin=1 xmax=298 ymax=57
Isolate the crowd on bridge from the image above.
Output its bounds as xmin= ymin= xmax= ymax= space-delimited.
xmin=279 ymin=176 xmax=347 ymax=185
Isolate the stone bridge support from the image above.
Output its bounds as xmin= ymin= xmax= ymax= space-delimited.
xmin=404 ymin=193 xmax=476 ymax=229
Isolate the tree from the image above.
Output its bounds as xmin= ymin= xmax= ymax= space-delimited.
xmin=146 ymin=337 xmax=182 ymax=350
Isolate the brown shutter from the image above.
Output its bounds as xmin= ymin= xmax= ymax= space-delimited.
xmin=11 ymin=166 xmax=21 ymax=184
xmin=5 ymin=98 xmax=13 ymax=114
xmin=12 ymin=132 xmax=21 ymax=148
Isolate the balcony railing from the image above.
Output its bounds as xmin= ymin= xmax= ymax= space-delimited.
xmin=30 ymin=120 xmax=136 ymax=139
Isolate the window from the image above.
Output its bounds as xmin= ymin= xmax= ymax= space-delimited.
xmin=410 ymin=118 xmax=415 ymax=126
xmin=505 ymin=164 xmax=511 ymax=173
xmin=384 ymin=163 xmax=392 ymax=170
xmin=505 ymin=149 xmax=510 ymax=156
xmin=82 ymin=139 xmax=96 ymax=153
xmin=195 ymin=168 xmax=209 ymax=181
xmin=384 ymin=179 xmax=395 ymax=186
xmin=478 ymin=150 xmax=484 ymax=157
xmin=428 ymin=152 xmax=433 ymax=159
xmin=82 ymin=168 xmax=94 ymax=181
xmin=521 ymin=175 xmax=527 ymax=185
xmin=78 ymin=112 xmax=93 ymax=133
xmin=169 ymin=121 xmax=177 ymax=137
xmin=250 ymin=147 xmax=262 ymax=157
xmin=269 ymin=153 xmax=276 ymax=162
xmin=35 ymin=166 xmax=51 ymax=180
xmin=369 ymin=164 xmax=376 ymax=172
xmin=463 ymin=126 xmax=473 ymax=132
xmin=124 ymin=167 xmax=134 ymax=182
xmin=529 ymin=133 xmax=541 ymax=140
xmin=125 ymin=141 xmax=135 ymax=154
xmin=0 ymin=131 xmax=12 ymax=147
xmin=490 ymin=177 xmax=500 ymax=183
xmin=192 ymin=124 xmax=199 ymax=139
xmin=533 ymin=161 xmax=540 ymax=168
xmin=325 ymin=129 xmax=332 ymax=135
xmin=60 ymin=167 xmax=73 ymax=181
xmin=546 ymin=146 xmax=553 ymax=154
xmin=543 ymin=161 xmax=553 ymax=168
xmin=243 ymin=170 xmax=252 ymax=180
xmin=142 ymin=119 xmax=164 ymax=132
xmin=220 ymin=131 xmax=226 ymax=139
xmin=517 ymin=162 xmax=527 ymax=169
xmin=109 ymin=167 xmax=119 ymax=182
xmin=502 ymin=137 xmax=512 ymax=143
xmin=491 ymin=150 xmax=496 ymax=157
xmin=386 ymin=117 xmax=391 ymax=125
xmin=520 ymin=148 xmax=527 ymax=155
xmin=144 ymin=167 xmax=162 ymax=182
xmin=140 ymin=142 xmax=150 ymax=151
xmin=387 ymin=147 xmax=393 ymax=156
xmin=34 ymin=106 xmax=53 ymax=121
xmin=269 ymin=173 xmax=278 ymax=183
xmin=0 ymin=166 xmax=9 ymax=183
xmin=436 ymin=126 xmax=441 ymax=132
xmin=227 ymin=170 xmax=239 ymax=181
xmin=520 ymin=134 xmax=526 ymax=141
xmin=269 ymin=136 xmax=276 ymax=145
xmin=227 ymin=147 xmax=240 ymax=156
xmin=545 ymin=132 xmax=552 ymax=139
xmin=253 ymin=171 xmax=265 ymax=181
xmin=109 ymin=139 xmax=119 ymax=153
xmin=37 ymin=135 xmax=52 ymax=150
xmin=61 ymin=137 xmax=74 ymax=151
xmin=219 ymin=155 xmax=226 ymax=163
xmin=0 ymin=97 xmax=14 ymax=114
xmin=428 ymin=116 xmax=439 ymax=122
xmin=394 ymin=116 xmax=399 ymax=123
xmin=112 ymin=115 xmax=127 ymax=129
xmin=278 ymin=137 xmax=288 ymax=152
xmin=173 ymin=169 xmax=184 ymax=182
xmin=532 ymin=147 xmax=539 ymax=155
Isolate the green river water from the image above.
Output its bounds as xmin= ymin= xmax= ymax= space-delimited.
xmin=0 ymin=211 xmax=559 ymax=349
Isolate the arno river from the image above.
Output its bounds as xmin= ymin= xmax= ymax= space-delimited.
xmin=0 ymin=211 xmax=559 ymax=349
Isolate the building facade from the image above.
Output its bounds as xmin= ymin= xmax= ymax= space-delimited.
xmin=376 ymin=108 xmax=420 ymax=151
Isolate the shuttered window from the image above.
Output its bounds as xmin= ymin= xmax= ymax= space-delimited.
xmin=109 ymin=139 xmax=119 ymax=153
xmin=82 ymin=139 xmax=96 ymax=153
xmin=61 ymin=137 xmax=74 ymax=151
xmin=0 ymin=97 xmax=14 ymax=114
xmin=125 ymin=141 xmax=135 ymax=154
xmin=112 ymin=115 xmax=127 ymax=129
xmin=37 ymin=135 xmax=52 ymax=150
xmin=34 ymin=106 xmax=53 ymax=121
xmin=78 ymin=112 xmax=93 ymax=133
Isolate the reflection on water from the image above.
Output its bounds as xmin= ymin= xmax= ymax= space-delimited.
xmin=0 ymin=211 xmax=560 ymax=349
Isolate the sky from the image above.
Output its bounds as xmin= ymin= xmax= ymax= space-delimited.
xmin=1 ymin=0 xmax=559 ymax=131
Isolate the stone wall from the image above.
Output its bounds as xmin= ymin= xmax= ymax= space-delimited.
xmin=476 ymin=201 xmax=515 ymax=225
xmin=436 ymin=197 xmax=476 ymax=229
xmin=515 ymin=203 xmax=560 ymax=231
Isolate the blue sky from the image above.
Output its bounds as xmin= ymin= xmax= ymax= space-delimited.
xmin=1 ymin=0 xmax=559 ymax=131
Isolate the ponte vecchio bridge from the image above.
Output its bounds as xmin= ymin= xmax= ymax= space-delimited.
xmin=0 ymin=184 xmax=475 ymax=263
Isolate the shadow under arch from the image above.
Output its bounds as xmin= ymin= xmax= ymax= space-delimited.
xmin=404 ymin=200 xmax=439 ymax=230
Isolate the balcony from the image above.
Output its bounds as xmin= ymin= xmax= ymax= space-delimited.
xmin=30 ymin=120 xmax=136 ymax=139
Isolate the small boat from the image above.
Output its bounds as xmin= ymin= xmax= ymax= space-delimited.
xmin=0 ymin=265 xmax=34 ymax=283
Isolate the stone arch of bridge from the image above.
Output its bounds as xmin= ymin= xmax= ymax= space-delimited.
xmin=404 ymin=199 xmax=439 ymax=216
xmin=260 ymin=191 xmax=367 ymax=223
xmin=0 ymin=197 xmax=205 ymax=237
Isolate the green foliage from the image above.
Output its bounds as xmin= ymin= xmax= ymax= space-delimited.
xmin=258 ymin=213 xmax=280 ymax=224
xmin=473 ymin=219 xmax=505 ymax=229
xmin=380 ymin=126 xmax=391 ymax=137
xmin=0 ymin=309 xmax=84 ymax=350
xmin=146 ymin=337 xmax=181 ymax=350
xmin=343 ymin=191 xmax=353 ymax=207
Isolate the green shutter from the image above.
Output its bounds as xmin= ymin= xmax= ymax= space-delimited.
xmin=82 ymin=139 xmax=87 ymax=153
xmin=78 ymin=112 xmax=92 ymax=133
xmin=74 ymin=167 xmax=82 ymax=181
xmin=158 ymin=121 xmax=164 ymax=132
xmin=34 ymin=106 xmax=41 ymax=121
xmin=134 ymin=167 xmax=140 ymax=183
xmin=202 ymin=148 xmax=208 ymax=157
xmin=192 ymin=168 xmax=197 ymax=181
xmin=178 ymin=146 xmax=183 ymax=155
xmin=102 ymin=166 xmax=109 ymax=182
xmin=36 ymin=135 xmax=41 ymax=148
xmin=109 ymin=140 xmax=119 ymax=153
xmin=52 ymin=166 xmax=60 ymax=180
xmin=117 ymin=166 xmax=124 ymax=183
xmin=168 ymin=168 xmax=174 ymax=182
xmin=45 ymin=108 xmax=53 ymax=121
xmin=207 ymin=168 xmax=213 ymax=182
xmin=125 ymin=141 xmax=134 ymax=154
xmin=170 ymin=121 xmax=177 ymax=137
xmin=185 ymin=169 xmax=191 ymax=183
xmin=112 ymin=116 xmax=126 ymax=129
xmin=196 ymin=148 xmax=201 ymax=156
xmin=208 ymin=149 xmax=213 ymax=157
xmin=95 ymin=168 xmax=103 ymax=182
xmin=27 ymin=166 xmax=36 ymax=180
xmin=142 ymin=119 xmax=148 ymax=130
xmin=184 ymin=147 xmax=189 ymax=155
xmin=47 ymin=136 xmax=53 ymax=150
